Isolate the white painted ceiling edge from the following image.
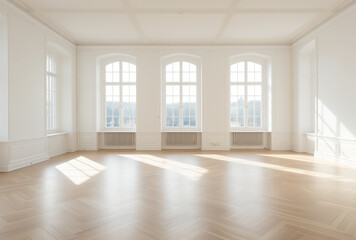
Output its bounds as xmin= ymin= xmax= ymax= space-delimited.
xmin=5 ymin=0 xmax=356 ymax=46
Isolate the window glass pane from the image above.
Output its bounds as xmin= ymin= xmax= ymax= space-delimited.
xmin=182 ymin=62 xmax=190 ymax=72
xmin=231 ymin=85 xmax=237 ymax=96
xmin=255 ymin=85 xmax=262 ymax=96
xmin=190 ymin=117 xmax=196 ymax=127
xmin=231 ymin=63 xmax=237 ymax=72
xmin=173 ymin=62 xmax=180 ymax=72
xmin=238 ymin=85 xmax=245 ymax=96
xmin=248 ymin=62 xmax=255 ymax=72
xmin=174 ymin=117 xmax=179 ymax=127
xmin=255 ymin=72 xmax=262 ymax=82
xmin=248 ymin=86 xmax=255 ymax=96
xmin=106 ymin=85 xmax=113 ymax=95
xmin=106 ymin=63 xmax=113 ymax=72
xmin=113 ymin=72 xmax=119 ymax=82
xmin=190 ymin=104 xmax=196 ymax=116
xmin=238 ymin=62 xmax=245 ymax=72
xmin=122 ymin=72 xmax=129 ymax=82
xmin=231 ymin=72 xmax=237 ymax=82
xmin=113 ymin=62 xmax=119 ymax=72
xmin=106 ymin=72 xmax=113 ymax=82
xmin=172 ymin=73 xmax=180 ymax=82
xmin=166 ymin=63 xmax=173 ymax=72
xmin=182 ymin=72 xmax=189 ymax=82
xmin=130 ymin=72 xmax=136 ymax=83
xmin=189 ymin=73 xmax=196 ymax=82
xmin=183 ymin=117 xmax=189 ymax=126
xmin=255 ymin=64 xmax=262 ymax=72
xmin=248 ymin=72 xmax=255 ymax=82
xmin=237 ymin=72 xmax=245 ymax=82
xmin=166 ymin=73 xmax=173 ymax=82
xmin=122 ymin=62 xmax=129 ymax=72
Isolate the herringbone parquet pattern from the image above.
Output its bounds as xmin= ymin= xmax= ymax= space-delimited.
xmin=1 ymin=150 xmax=356 ymax=240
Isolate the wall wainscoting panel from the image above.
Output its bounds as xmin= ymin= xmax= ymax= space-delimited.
xmin=136 ymin=132 xmax=161 ymax=150
xmin=47 ymin=133 xmax=77 ymax=158
xmin=269 ymin=132 xmax=292 ymax=150
xmin=7 ymin=137 xmax=48 ymax=171
xmin=202 ymin=132 xmax=230 ymax=150
xmin=315 ymin=136 xmax=356 ymax=167
xmin=0 ymin=142 xmax=9 ymax=172
xmin=78 ymin=132 xmax=98 ymax=150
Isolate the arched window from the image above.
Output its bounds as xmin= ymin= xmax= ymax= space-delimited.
xmin=162 ymin=55 xmax=201 ymax=131
xmin=102 ymin=56 xmax=136 ymax=130
xmin=230 ymin=55 xmax=269 ymax=130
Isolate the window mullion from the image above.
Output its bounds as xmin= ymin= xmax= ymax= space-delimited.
xmin=119 ymin=64 xmax=123 ymax=128
xmin=244 ymin=61 xmax=248 ymax=128
xmin=179 ymin=61 xmax=183 ymax=128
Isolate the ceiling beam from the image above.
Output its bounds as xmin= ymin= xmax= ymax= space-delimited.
xmin=214 ymin=0 xmax=241 ymax=42
xmin=121 ymin=0 xmax=147 ymax=44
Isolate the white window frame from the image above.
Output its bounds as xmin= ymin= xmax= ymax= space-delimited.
xmin=161 ymin=55 xmax=202 ymax=132
xmin=229 ymin=55 xmax=268 ymax=132
xmin=100 ymin=55 xmax=137 ymax=132
xmin=46 ymin=52 xmax=60 ymax=134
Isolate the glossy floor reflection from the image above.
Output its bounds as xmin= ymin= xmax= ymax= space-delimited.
xmin=1 ymin=150 xmax=356 ymax=240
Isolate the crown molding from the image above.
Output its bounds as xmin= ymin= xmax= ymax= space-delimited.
xmin=6 ymin=0 xmax=76 ymax=45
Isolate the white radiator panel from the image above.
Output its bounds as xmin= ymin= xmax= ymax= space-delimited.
xmin=231 ymin=132 xmax=265 ymax=148
xmin=99 ymin=132 xmax=136 ymax=149
xmin=162 ymin=132 xmax=201 ymax=149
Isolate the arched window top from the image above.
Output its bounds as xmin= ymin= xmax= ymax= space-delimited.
xmin=104 ymin=61 xmax=136 ymax=83
xmin=99 ymin=54 xmax=136 ymax=67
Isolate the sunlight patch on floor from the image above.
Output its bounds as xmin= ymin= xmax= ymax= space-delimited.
xmin=56 ymin=156 xmax=106 ymax=185
xmin=120 ymin=154 xmax=208 ymax=180
xmin=196 ymin=154 xmax=356 ymax=183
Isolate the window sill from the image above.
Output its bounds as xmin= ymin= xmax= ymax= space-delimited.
xmin=230 ymin=129 xmax=271 ymax=133
xmin=47 ymin=132 xmax=67 ymax=137
xmin=161 ymin=129 xmax=202 ymax=133
xmin=98 ymin=130 xmax=136 ymax=133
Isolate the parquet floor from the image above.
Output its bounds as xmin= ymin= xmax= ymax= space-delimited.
xmin=1 ymin=150 xmax=356 ymax=240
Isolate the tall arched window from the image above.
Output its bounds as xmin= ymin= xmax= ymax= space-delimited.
xmin=162 ymin=55 xmax=201 ymax=131
xmin=230 ymin=55 xmax=269 ymax=130
xmin=102 ymin=56 xmax=136 ymax=130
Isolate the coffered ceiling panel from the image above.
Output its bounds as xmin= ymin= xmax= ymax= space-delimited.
xmin=136 ymin=13 xmax=225 ymax=42
xmin=128 ymin=0 xmax=232 ymax=9
xmin=221 ymin=13 xmax=318 ymax=43
xmin=44 ymin=13 xmax=141 ymax=43
xmin=21 ymin=0 xmax=125 ymax=10
xmin=238 ymin=0 xmax=347 ymax=9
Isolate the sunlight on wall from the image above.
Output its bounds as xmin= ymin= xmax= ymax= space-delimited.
xmin=56 ymin=156 xmax=106 ymax=185
xmin=318 ymin=99 xmax=338 ymax=137
xmin=120 ymin=154 xmax=208 ymax=180
xmin=196 ymin=154 xmax=356 ymax=183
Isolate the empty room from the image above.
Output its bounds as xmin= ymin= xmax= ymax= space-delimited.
xmin=1 ymin=0 xmax=356 ymax=239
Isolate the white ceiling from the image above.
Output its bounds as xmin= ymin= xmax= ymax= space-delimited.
xmin=8 ymin=0 xmax=356 ymax=45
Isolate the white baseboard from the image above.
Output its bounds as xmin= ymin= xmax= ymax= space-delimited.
xmin=269 ymin=145 xmax=292 ymax=151
xmin=8 ymin=153 xmax=49 ymax=172
xmin=136 ymin=146 xmax=162 ymax=151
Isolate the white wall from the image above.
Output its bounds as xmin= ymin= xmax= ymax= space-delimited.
xmin=292 ymin=3 xmax=356 ymax=164
xmin=77 ymin=46 xmax=292 ymax=151
xmin=0 ymin=3 xmax=9 ymax=142
xmin=0 ymin=2 xmax=77 ymax=171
